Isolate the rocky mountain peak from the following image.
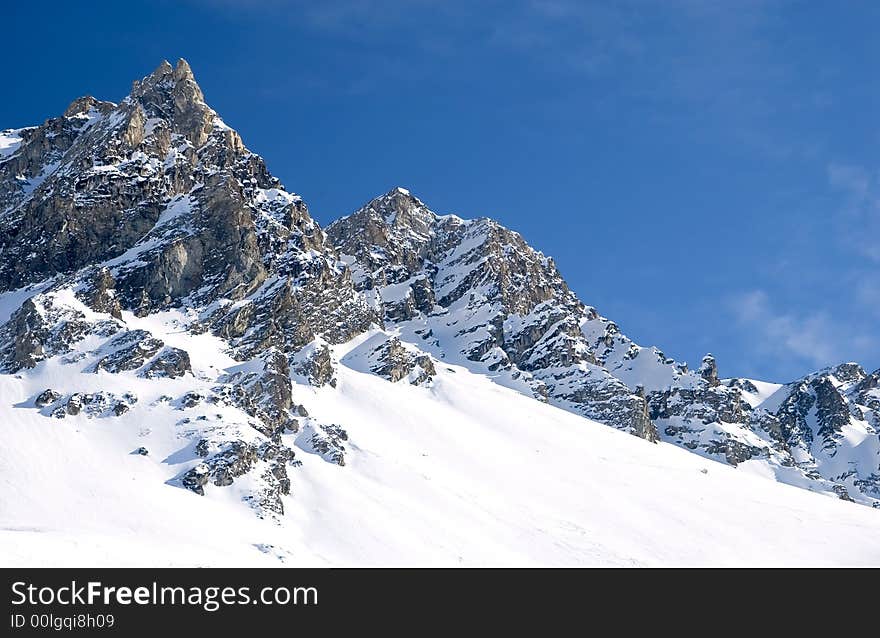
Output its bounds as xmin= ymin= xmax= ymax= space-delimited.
xmin=0 ymin=59 xmax=376 ymax=336
xmin=0 ymin=59 xmax=249 ymax=292
xmin=325 ymin=188 xmax=457 ymax=293
xmin=0 ymin=61 xmax=382 ymax=514
xmin=135 ymin=58 xmax=199 ymax=94
xmin=364 ymin=186 xmax=437 ymax=235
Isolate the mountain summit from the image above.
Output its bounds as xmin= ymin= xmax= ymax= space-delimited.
xmin=1 ymin=61 xmax=879 ymax=565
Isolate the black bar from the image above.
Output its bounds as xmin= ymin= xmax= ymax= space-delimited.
xmin=0 ymin=567 xmax=862 ymax=633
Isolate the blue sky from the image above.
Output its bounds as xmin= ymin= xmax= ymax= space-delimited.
xmin=3 ymin=0 xmax=878 ymax=381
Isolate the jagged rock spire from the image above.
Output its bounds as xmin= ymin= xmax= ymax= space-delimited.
xmin=700 ymin=353 xmax=719 ymax=386
xmin=130 ymin=58 xmax=211 ymax=146
xmin=173 ymin=58 xmax=195 ymax=82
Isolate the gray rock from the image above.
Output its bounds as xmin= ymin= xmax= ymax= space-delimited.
xmin=180 ymin=439 xmax=295 ymax=514
xmin=326 ymin=189 xmax=656 ymax=441
xmin=35 ymin=389 xmax=62 ymax=407
xmin=699 ymin=354 xmax=720 ymax=387
xmin=76 ymin=267 xmax=123 ymax=319
xmin=292 ymin=343 xmax=336 ymax=387
xmin=220 ymin=348 xmax=293 ymax=441
xmin=141 ymin=346 xmax=191 ymax=378
xmin=94 ymin=330 xmax=164 ymax=374
xmin=368 ymin=336 xmax=436 ymax=386
xmin=301 ymin=422 xmax=348 ymax=466
xmin=65 ymin=394 xmax=83 ymax=415
xmin=181 ymin=392 xmax=202 ymax=408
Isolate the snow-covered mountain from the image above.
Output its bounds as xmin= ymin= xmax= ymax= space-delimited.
xmin=326 ymin=187 xmax=880 ymax=506
xmin=1 ymin=60 xmax=878 ymax=566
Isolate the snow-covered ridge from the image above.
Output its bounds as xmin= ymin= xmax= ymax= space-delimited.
xmin=327 ymin=187 xmax=880 ymax=507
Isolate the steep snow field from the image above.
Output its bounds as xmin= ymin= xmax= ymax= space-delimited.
xmin=2 ymin=326 xmax=879 ymax=567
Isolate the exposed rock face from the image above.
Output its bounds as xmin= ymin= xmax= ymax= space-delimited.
xmin=726 ymin=378 xmax=759 ymax=394
xmin=699 ymin=354 xmax=719 ymax=387
xmin=220 ymin=348 xmax=296 ymax=440
xmin=762 ymin=364 xmax=880 ymax=503
xmin=649 ymin=382 xmax=765 ymax=465
xmin=181 ymin=439 xmax=294 ymax=515
xmin=646 ymin=361 xmax=880 ymax=503
xmin=0 ymin=60 xmax=243 ymax=291
xmin=35 ymin=389 xmax=62 ymax=407
xmin=0 ymin=286 xmax=114 ymax=373
xmin=296 ymin=422 xmax=348 ymax=466
xmin=852 ymin=369 xmax=880 ymax=431
xmin=77 ymin=268 xmax=123 ymax=319
xmin=0 ymin=60 xmax=370 ymax=515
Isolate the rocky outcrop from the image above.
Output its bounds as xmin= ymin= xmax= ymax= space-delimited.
xmin=0 ymin=291 xmax=112 ymax=373
xmin=32 ymin=390 xmax=138 ymax=419
xmin=296 ymin=422 xmax=348 ymax=466
xmin=646 ymin=361 xmax=880 ymax=503
xmin=182 ymin=438 xmax=295 ymax=515
xmin=35 ymin=389 xmax=62 ymax=407
xmin=368 ymin=336 xmax=436 ymax=386
xmin=291 ymin=341 xmax=337 ymax=387
xmin=220 ymin=348 xmax=297 ymax=440
xmin=141 ymin=347 xmax=192 ymax=378
xmin=1 ymin=59 xmax=378 ymax=360
xmin=76 ymin=267 xmax=123 ymax=319
xmin=93 ymin=330 xmax=164 ymax=373
xmin=699 ymin=354 xmax=720 ymax=386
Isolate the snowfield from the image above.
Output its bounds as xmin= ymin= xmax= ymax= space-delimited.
xmin=1 ymin=325 xmax=879 ymax=567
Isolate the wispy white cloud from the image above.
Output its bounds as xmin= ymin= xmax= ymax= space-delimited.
xmin=729 ymin=289 xmax=875 ymax=374
xmin=724 ymin=161 xmax=880 ymax=378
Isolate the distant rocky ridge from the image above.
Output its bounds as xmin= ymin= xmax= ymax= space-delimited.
xmin=1 ymin=60 xmax=877 ymax=515
xmin=327 ymin=188 xmax=880 ymax=506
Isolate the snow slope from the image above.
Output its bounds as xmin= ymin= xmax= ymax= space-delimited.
xmin=2 ymin=327 xmax=879 ymax=567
